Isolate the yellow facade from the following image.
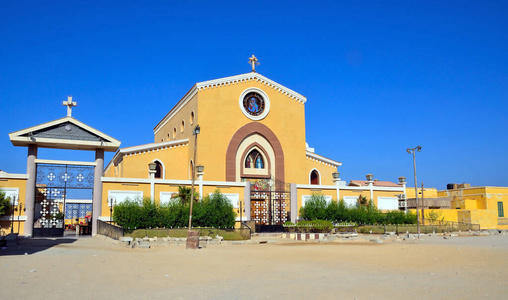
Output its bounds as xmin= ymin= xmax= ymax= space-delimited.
xmin=102 ymin=72 xmax=347 ymax=223
xmin=0 ymin=174 xmax=27 ymax=235
xmin=410 ymin=186 xmax=508 ymax=229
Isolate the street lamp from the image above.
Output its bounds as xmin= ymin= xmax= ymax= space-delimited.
xmin=406 ymin=145 xmax=422 ymax=238
xmin=10 ymin=194 xmax=17 ymax=234
xmin=187 ymin=125 xmax=200 ymax=249
xmin=366 ymin=174 xmax=374 ymax=182
xmin=109 ymin=196 xmax=116 ymax=223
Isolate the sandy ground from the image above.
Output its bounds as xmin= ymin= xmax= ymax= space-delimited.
xmin=0 ymin=234 xmax=507 ymax=300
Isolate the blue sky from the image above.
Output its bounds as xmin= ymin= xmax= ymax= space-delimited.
xmin=1 ymin=1 xmax=507 ymax=189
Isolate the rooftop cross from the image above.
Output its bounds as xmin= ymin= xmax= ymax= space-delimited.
xmin=62 ymin=96 xmax=77 ymax=117
xmin=249 ymin=55 xmax=260 ymax=72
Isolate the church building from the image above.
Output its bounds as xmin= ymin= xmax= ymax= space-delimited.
xmin=101 ymin=56 xmax=406 ymax=228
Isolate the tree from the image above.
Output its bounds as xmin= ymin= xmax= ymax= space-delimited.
xmin=357 ymin=195 xmax=368 ymax=207
xmin=172 ymin=186 xmax=199 ymax=205
xmin=0 ymin=189 xmax=11 ymax=216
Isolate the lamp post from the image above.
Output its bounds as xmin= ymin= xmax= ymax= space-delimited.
xmin=148 ymin=162 xmax=157 ymax=202
xmin=406 ymin=145 xmax=422 ymax=238
xmin=366 ymin=174 xmax=374 ymax=201
xmin=196 ymin=165 xmax=204 ymax=200
xmin=188 ymin=125 xmax=200 ymax=229
xmin=187 ymin=125 xmax=200 ymax=249
xmin=10 ymin=194 xmax=17 ymax=234
xmin=332 ymin=172 xmax=341 ymax=200
xmin=109 ymin=196 xmax=116 ymax=223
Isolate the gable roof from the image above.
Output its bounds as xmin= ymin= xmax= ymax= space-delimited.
xmin=9 ymin=117 xmax=121 ymax=152
xmin=306 ymin=151 xmax=342 ymax=167
xmin=154 ymin=72 xmax=307 ymax=134
xmin=348 ymin=180 xmax=401 ymax=187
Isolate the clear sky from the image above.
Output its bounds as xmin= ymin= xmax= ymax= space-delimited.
xmin=1 ymin=1 xmax=507 ymax=189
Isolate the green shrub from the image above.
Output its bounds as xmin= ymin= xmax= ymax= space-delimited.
xmin=299 ymin=193 xmax=328 ymax=220
xmin=193 ymin=190 xmax=236 ymax=228
xmin=299 ymin=193 xmax=417 ymax=225
xmin=158 ymin=199 xmax=189 ymax=228
xmin=113 ymin=190 xmax=236 ymax=230
xmin=113 ymin=198 xmax=143 ymax=229
xmin=0 ymin=189 xmax=12 ymax=216
xmin=288 ymin=220 xmax=333 ymax=233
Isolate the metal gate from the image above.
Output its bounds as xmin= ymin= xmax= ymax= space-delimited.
xmin=248 ymin=177 xmax=291 ymax=232
xmin=34 ymin=163 xmax=94 ymax=237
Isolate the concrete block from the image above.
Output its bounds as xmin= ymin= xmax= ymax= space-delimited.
xmin=139 ymin=241 xmax=151 ymax=249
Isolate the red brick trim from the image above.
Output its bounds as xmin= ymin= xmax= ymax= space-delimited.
xmin=225 ymin=122 xmax=284 ymax=182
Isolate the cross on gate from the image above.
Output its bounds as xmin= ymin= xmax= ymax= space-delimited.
xmin=62 ymin=96 xmax=78 ymax=117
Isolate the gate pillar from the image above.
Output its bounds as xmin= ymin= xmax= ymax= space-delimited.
xmin=24 ymin=144 xmax=37 ymax=237
xmin=290 ymin=183 xmax=297 ymax=223
xmin=92 ymin=149 xmax=104 ymax=236
xmin=244 ymin=181 xmax=251 ymax=221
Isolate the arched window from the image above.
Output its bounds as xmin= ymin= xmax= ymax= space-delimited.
xmin=310 ymin=170 xmax=319 ymax=185
xmin=155 ymin=161 xmax=162 ymax=179
xmin=245 ymin=149 xmax=264 ymax=169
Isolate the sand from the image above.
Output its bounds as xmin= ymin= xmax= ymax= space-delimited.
xmin=1 ymin=234 xmax=507 ymax=299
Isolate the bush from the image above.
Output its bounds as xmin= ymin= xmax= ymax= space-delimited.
xmin=193 ymin=190 xmax=236 ymax=228
xmin=299 ymin=194 xmax=328 ymax=220
xmin=284 ymin=220 xmax=333 ymax=233
xmin=158 ymin=199 xmax=189 ymax=228
xmin=0 ymin=189 xmax=11 ymax=216
xmin=299 ymin=193 xmax=417 ymax=225
xmin=113 ymin=190 xmax=236 ymax=230
xmin=113 ymin=198 xmax=143 ymax=229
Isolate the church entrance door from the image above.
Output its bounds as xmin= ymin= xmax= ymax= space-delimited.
xmin=33 ymin=163 xmax=94 ymax=237
xmin=249 ymin=177 xmax=291 ymax=232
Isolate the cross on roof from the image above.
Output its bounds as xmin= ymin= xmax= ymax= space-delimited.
xmin=62 ymin=96 xmax=77 ymax=117
xmin=249 ymin=55 xmax=260 ymax=72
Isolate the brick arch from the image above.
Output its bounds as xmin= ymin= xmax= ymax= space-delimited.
xmin=225 ymin=122 xmax=284 ymax=182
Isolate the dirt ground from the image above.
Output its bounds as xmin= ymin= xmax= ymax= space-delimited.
xmin=0 ymin=234 xmax=507 ymax=300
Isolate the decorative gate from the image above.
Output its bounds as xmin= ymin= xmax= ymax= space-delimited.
xmin=248 ymin=177 xmax=291 ymax=232
xmin=34 ymin=163 xmax=94 ymax=237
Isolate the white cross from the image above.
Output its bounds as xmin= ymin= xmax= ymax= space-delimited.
xmin=62 ymin=96 xmax=78 ymax=117
xmin=249 ymin=55 xmax=260 ymax=72
xmin=76 ymin=173 xmax=84 ymax=182
xmin=47 ymin=172 xmax=56 ymax=181
xmin=61 ymin=173 xmax=70 ymax=181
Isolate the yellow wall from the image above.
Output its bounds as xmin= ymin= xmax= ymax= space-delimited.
xmin=196 ymin=80 xmax=311 ymax=184
xmin=435 ymin=186 xmax=508 ymax=229
xmin=405 ymin=187 xmax=438 ymax=199
xmin=109 ymin=143 xmax=190 ymax=180
xmin=0 ymin=177 xmax=27 ymax=235
xmin=305 ymin=158 xmax=337 ymax=185
xmin=155 ymin=93 xmax=199 ymax=144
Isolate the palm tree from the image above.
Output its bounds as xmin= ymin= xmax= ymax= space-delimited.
xmin=357 ymin=195 xmax=368 ymax=207
xmin=172 ymin=186 xmax=199 ymax=205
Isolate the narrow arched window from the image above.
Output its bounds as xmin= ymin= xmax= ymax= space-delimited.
xmin=245 ymin=149 xmax=264 ymax=169
xmin=310 ymin=170 xmax=319 ymax=185
xmin=155 ymin=161 xmax=162 ymax=179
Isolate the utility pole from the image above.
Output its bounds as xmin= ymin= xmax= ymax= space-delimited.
xmin=407 ymin=146 xmax=422 ymax=239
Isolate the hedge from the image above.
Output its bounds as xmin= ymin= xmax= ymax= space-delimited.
xmin=113 ymin=190 xmax=236 ymax=229
xmin=299 ymin=193 xmax=416 ymax=225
